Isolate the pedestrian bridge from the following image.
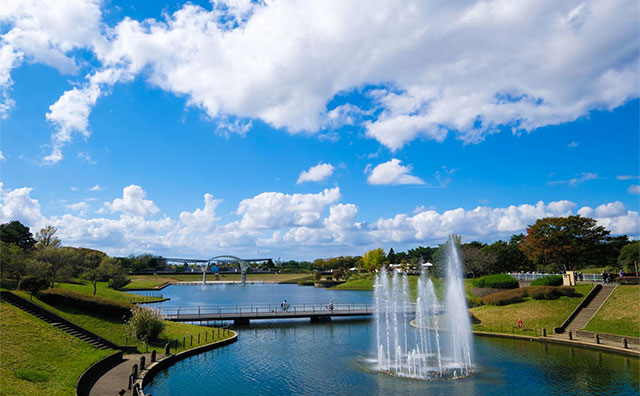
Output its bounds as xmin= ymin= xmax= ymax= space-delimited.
xmin=162 ymin=303 xmax=380 ymax=325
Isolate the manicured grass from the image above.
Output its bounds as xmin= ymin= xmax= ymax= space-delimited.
xmin=470 ymin=284 xmax=594 ymax=336
xmin=579 ymin=267 xmax=607 ymax=274
xmin=57 ymin=281 xmax=165 ymax=303
xmin=331 ymin=276 xmax=374 ymax=291
xmin=14 ymin=290 xmax=232 ymax=353
xmin=0 ymin=302 xmax=113 ymax=396
xmin=123 ymin=273 xmax=311 ymax=289
xmin=584 ymin=285 xmax=640 ymax=337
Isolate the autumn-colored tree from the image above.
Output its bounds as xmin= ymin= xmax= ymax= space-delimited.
xmin=362 ymin=248 xmax=386 ymax=272
xmin=519 ymin=216 xmax=610 ymax=272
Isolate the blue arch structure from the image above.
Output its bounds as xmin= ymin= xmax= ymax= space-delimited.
xmin=205 ymin=255 xmax=249 ymax=284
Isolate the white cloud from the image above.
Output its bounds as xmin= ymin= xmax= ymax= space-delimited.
xmin=1 ymin=0 xmax=635 ymax=158
xmin=548 ymin=172 xmax=598 ymax=186
xmin=367 ymin=159 xmax=425 ymax=185
xmin=77 ymin=152 xmax=96 ymax=165
xmin=0 ymin=183 xmax=638 ymax=258
xmin=568 ymin=141 xmax=579 ymax=148
xmin=66 ymin=201 xmax=90 ymax=216
xmin=0 ymin=150 xmax=4 ymax=160
xmin=237 ymin=187 xmax=341 ymax=229
xmin=89 ymin=184 xmax=103 ymax=191
xmin=102 ymin=185 xmax=160 ymax=217
xmin=179 ymin=193 xmax=222 ymax=231
xmin=628 ymin=185 xmax=640 ymax=195
xmin=297 ymin=163 xmax=335 ymax=184
xmin=618 ymin=175 xmax=640 ymax=180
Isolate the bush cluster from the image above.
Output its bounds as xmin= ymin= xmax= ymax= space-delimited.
xmin=528 ymin=285 xmax=574 ymax=300
xmin=616 ymin=276 xmax=640 ymax=285
xmin=530 ymin=275 xmax=563 ymax=286
xmin=40 ymin=288 xmax=133 ymax=318
xmin=482 ymin=288 xmax=526 ymax=305
xmin=471 ymin=274 xmax=519 ymax=289
xmin=482 ymin=286 xmax=575 ymax=305
xmin=124 ymin=306 xmax=165 ymax=343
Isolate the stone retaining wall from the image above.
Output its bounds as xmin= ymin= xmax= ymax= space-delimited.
xmin=75 ymin=351 xmax=123 ymax=396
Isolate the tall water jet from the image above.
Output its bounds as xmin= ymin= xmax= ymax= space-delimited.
xmin=373 ymin=236 xmax=473 ymax=380
xmin=443 ymin=235 xmax=473 ymax=376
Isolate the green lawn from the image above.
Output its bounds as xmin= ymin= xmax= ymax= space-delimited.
xmin=0 ymin=302 xmax=113 ymax=396
xmin=470 ymin=284 xmax=594 ymax=336
xmin=56 ymin=281 xmax=165 ymax=303
xmin=123 ymin=273 xmax=311 ymax=289
xmin=584 ymin=285 xmax=640 ymax=337
xmin=13 ymin=290 xmax=233 ymax=354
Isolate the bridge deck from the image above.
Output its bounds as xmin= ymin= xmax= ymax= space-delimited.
xmin=166 ymin=309 xmax=372 ymax=322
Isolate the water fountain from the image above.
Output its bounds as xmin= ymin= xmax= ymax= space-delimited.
xmin=374 ymin=236 xmax=473 ymax=379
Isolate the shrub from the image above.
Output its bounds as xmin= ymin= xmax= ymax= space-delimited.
xmin=124 ymin=306 xmax=165 ymax=343
xmin=108 ymin=272 xmax=131 ymax=289
xmin=530 ymin=275 xmax=563 ymax=286
xmin=472 ymin=274 xmax=519 ymax=289
xmin=528 ymin=286 xmax=575 ymax=300
xmin=616 ymin=276 xmax=640 ymax=285
xmin=482 ymin=288 xmax=527 ymax=305
xmin=18 ymin=276 xmax=50 ymax=300
xmin=40 ymin=288 xmax=133 ymax=318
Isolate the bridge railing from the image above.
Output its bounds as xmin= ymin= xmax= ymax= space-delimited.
xmin=160 ymin=302 xmax=376 ymax=318
xmin=508 ymin=272 xmax=603 ymax=282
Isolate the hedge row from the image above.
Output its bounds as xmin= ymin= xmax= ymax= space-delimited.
xmin=482 ymin=286 xmax=575 ymax=306
xmin=616 ymin=276 xmax=640 ymax=285
xmin=530 ymin=275 xmax=563 ymax=286
xmin=471 ymin=274 xmax=519 ymax=289
xmin=40 ymin=288 xmax=133 ymax=319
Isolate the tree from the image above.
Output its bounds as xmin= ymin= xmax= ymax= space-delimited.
xmin=362 ymin=248 xmax=386 ymax=272
xmin=519 ymin=216 xmax=610 ymax=272
xmin=387 ymin=248 xmax=396 ymax=264
xmin=19 ymin=275 xmax=49 ymax=300
xmin=483 ymin=235 xmax=534 ymax=274
xmin=618 ymin=241 xmax=640 ymax=273
xmin=34 ymin=246 xmax=74 ymax=288
xmin=0 ymin=221 xmax=36 ymax=250
xmin=35 ymin=225 xmax=61 ymax=249
xmin=0 ymin=241 xmax=26 ymax=280
xmin=461 ymin=244 xmax=496 ymax=278
xmin=82 ymin=258 xmax=118 ymax=295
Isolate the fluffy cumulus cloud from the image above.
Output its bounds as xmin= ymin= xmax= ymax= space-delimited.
xmin=297 ymin=163 xmax=335 ymax=184
xmin=1 ymin=0 xmax=637 ymax=159
xmin=1 ymin=183 xmax=638 ymax=258
xmin=236 ymin=187 xmax=341 ymax=229
xmin=101 ymin=185 xmax=160 ymax=217
xmin=367 ymin=159 xmax=425 ymax=185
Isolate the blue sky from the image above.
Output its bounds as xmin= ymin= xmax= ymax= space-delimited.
xmin=1 ymin=0 xmax=638 ymax=260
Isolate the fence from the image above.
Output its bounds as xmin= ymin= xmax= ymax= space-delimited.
xmin=161 ymin=302 xmax=375 ymax=319
xmin=508 ymin=273 xmax=603 ymax=282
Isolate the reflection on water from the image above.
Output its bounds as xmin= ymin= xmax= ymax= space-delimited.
xmin=141 ymin=285 xmax=639 ymax=396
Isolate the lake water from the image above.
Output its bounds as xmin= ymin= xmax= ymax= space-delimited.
xmin=138 ymin=284 xmax=639 ymax=396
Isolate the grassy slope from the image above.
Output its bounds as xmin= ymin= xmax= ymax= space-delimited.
xmin=57 ymin=281 xmax=164 ymax=303
xmin=470 ymin=284 xmax=594 ymax=335
xmin=14 ymin=289 xmax=233 ymax=354
xmin=0 ymin=302 xmax=112 ymax=396
xmin=123 ymin=273 xmax=310 ymax=289
xmin=584 ymin=285 xmax=640 ymax=337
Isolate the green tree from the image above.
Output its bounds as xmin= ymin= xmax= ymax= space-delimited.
xmin=387 ymin=248 xmax=396 ymax=264
xmin=362 ymin=248 xmax=386 ymax=272
xmin=18 ymin=275 xmax=49 ymax=300
xmin=125 ymin=306 xmax=165 ymax=343
xmin=483 ymin=235 xmax=534 ymax=274
xmin=461 ymin=244 xmax=495 ymax=278
xmin=34 ymin=246 xmax=74 ymax=288
xmin=0 ymin=220 xmax=36 ymax=250
xmin=519 ymin=216 xmax=610 ymax=272
xmin=0 ymin=241 xmax=26 ymax=280
xmin=618 ymin=241 xmax=640 ymax=273
xmin=34 ymin=225 xmax=62 ymax=249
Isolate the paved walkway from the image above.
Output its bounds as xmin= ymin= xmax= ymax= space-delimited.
xmin=567 ymin=284 xmax=617 ymax=332
xmin=545 ymin=332 xmax=640 ymax=355
xmin=89 ymin=353 xmax=155 ymax=396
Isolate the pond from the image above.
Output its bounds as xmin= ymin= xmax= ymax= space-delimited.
xmin=137 ymin=284 xmax=639 ymax=396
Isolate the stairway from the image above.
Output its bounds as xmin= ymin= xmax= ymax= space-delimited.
xmin=566 ymin=284 xmax=617 ymax=332
xmin=0 ymin=291 xmax=113 ymax=350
